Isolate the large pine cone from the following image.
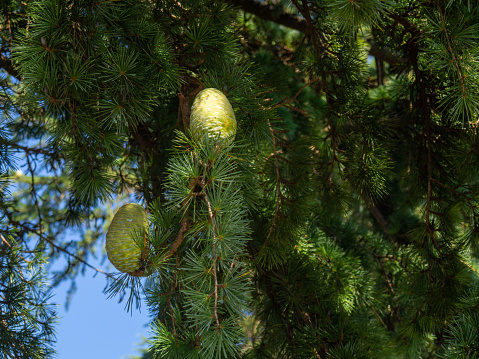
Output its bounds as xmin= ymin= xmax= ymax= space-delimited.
xmin=106 ymin=203 xmax=150 ymax=276
xmin=190 ymin=88 xmax=237 ymax=146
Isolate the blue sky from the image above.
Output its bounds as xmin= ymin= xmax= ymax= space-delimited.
xmin=52 ymin=258 xmax=151 ymax=358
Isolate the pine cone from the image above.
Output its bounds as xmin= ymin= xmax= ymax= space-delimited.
xmin=106 ymin=203 xmax=150 ymax=276
xmin=190 ymin=88 xmax=237 ymax=146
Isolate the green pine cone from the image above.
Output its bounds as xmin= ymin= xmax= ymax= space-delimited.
xmin=106 ymin=203 xmax=149 ymax=276
xmin=190 ymin=88 xmax=237 ymax=146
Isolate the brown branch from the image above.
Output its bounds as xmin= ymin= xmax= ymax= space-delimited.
xmin=234 ymin=0 xmax=410 ymax=67
xmin=229 ymin=0 xmax=308 ymax=33
xmin=403 ymin=10 xmax=448 ymax=289
xmin=259 ymin=120 xmax=282 ymax=254
xmin=0 ymin=233 xmax=11 ymax=248
xmin=437 ymin=6 xmax=467 ymax=98
xmin=202 ymin=192 xmax=220 ymax=329
xmin=283 ymin=104 xmax=309 ymax=117
xmin=403 ymin=14 xmax=433 ymax=238
xmin=165 ymin=215 xmax=190 ymax=259
xmin=290 ymin=0 xmax=321 ymax=49
xmin=368 ymin=41 xmax=408 ymax=66
xmin=268 ymin=78 xmax=319 ymax=111
xmin=178 ymin=79 xmax=202 ymax=131
xmin=430 ymin=177 xmax=478 ymax=229
xmin=0 ymin=233 xmax=32 ymax=265
xmin=167 ymin=287 xmax=178 ymax=344
xmin=0 ymin=53 xmax=19 ymax=80
xmin=25 ymin=152 xmax=43 ymax=238
xmin=178 ymin=93 xmax=191 ymax=131
xmin=45 ymin=236 xmax=113 ymax=278
xmin=358 ymin=237 xmax=401 ymax=320
xmin=4 ymin=210 xmax=113 ymax=278
xmin=385 ymin=11 xmax=421 ymax=37
xmin=358 ymin=291 xmax=388 ymax=330
xmin=319 ymin=71 xmax=340 ymax=191
xmin=424 ymin=92 xmax=433 ymax=237
xmin=9 ymin=143 xmax=57 ymax=157
xmin=256 ymin=82 xmax=319 ymax=255
xmin=361 ymin=193 xmax=390 ymax=237
xmin=289 ymin=1 xmax=341 ymax=192
xmin=42 ymin=228 xmax=112 ymax=277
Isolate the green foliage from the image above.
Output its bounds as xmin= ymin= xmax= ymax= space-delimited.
xmin=1 ymin=68 xmax=57 ymax=358
xmin=140 ymin=133 xmax=252 ymax=358
xmin=326 ymin=0 xmax=394 ymax=32
xmin=0 ymin=233 xmax=57 ymax=357
xmin=438 ymin=310 xmax=479 ymax=359
xmin=3 ymin=0 xmax=479 ymax=357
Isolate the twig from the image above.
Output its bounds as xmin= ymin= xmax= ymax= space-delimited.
xmin=25 ymin=152 xmax=43 ymax=238
xmin=202 ymin=192 xmax=221 ymax=328
xmin=361 ymin=193 xmax=390 ymax=237
xmin=358 ymin=237 xmax=401 ymax=320
xmin=358 ymin=292 xmax=388 ymax=330
xmin=259 ymin=120 xmax=282 ymax=254
xmin=385 ymin=10 xmax=421 ymax=37
xmin=166 ymin=287 xmax=178 ymax=344
xmin=164 ymin=215 xmax=190 ymax=259
xmin=0 ymin=233 xmax=31 ymax=264
xmin=9 ymin=143 xmax=56 ymax=157
xmin=45 ymin=235 xmax=113 ymax=278
xmin=405 ymin=10 xmax=448 ymax=295
xmin=430 ymin=178 xmax=478 ymax=224
xmin=437 ymin=6 xmax=467 ymax=98
xmin=0 ymin=234 xmax=11 ymax=248
xmin=7 ymin=218 xmax=113 ymax=278
xmin=268 ymin=78 xmax=319 ymax=112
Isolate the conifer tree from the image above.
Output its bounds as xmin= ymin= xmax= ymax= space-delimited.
xmin=2 ymin=0 xmax=479 ymax=358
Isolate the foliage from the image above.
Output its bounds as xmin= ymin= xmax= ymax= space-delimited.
xmin=0 ymin=233 xmax=57 ymax=358
xmin=2 ymin=0 xmax=479 ymax=358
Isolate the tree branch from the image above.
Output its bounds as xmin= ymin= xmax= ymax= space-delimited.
xmin=229 ymin=0 xmax=307 ymax=33
xmin=368 ymin=41 xmax=408 ymax=66
xmin=258 ymin=120 xmax=282 ymax=255
xmin=232 ymin=0 xmax=409 ymax=65
xmin=385 ymin=11 xmax=421 ymax=37
xmin=8 ymin=219 xmax=113 ymax=278
xmin=437 ymin=6 xmax=466 ymax=97
xmin=0 ymin=53 xmax=20 ymax=80
xmin=361 ymin=193 xmax=390 ymax=236
xmin=9 ymin=143 xmax=57 ymax=157
xmin=202 ymin=192 xmax=220 ymax=329
xmin=166 ymin=215 xmax=190 ymax=258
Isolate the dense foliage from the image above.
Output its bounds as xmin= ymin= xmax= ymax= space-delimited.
xmin=2 ymin=0 xmax=479 ymax=357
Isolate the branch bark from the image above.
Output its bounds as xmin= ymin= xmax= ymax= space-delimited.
xmin=166 ymin=215 xmax=190 ymax=258
xmin=0 ymin=53 xmax=20 ymax=80
xmin=229 ymin=0 xmax=307 ymax=33
xmin=231 ymin=0 xmax=409 ymax=66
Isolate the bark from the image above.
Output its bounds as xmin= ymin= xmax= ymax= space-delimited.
xmin=229 ymin=0 xmax=307 ymax=33
xmin=0 ymin=53 xmax=19 ymax=80
xmin=230 ymin=0 xmax=409 ymax=66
